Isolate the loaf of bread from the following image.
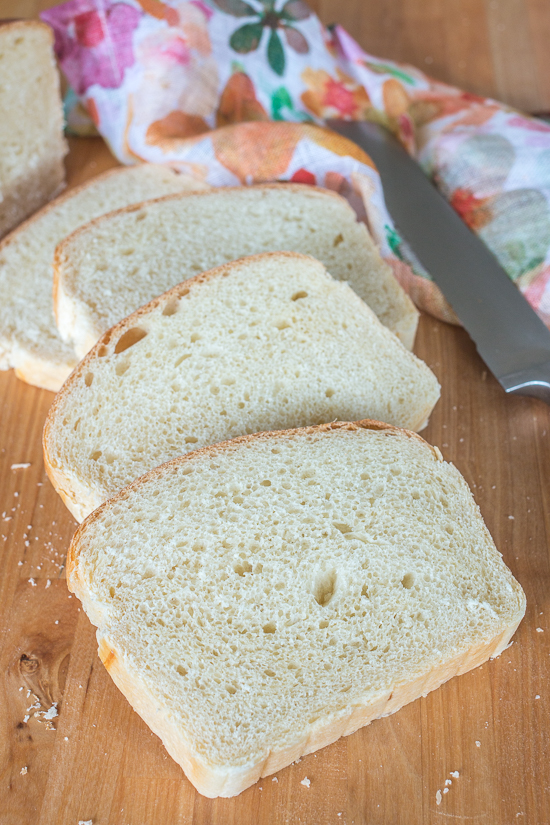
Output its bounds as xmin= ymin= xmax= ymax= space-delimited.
xmin=66 ymin=420 xmax=526 ymax=798
xmin=43 ymin=252 xmax=440 ymax=521
xmin=0 ymin=165 xmax=208 ymax=391
xmin=0 ymin=20 xmax=67 ymax=238
xmin=53 ymin=184 xmax=419 ymax=357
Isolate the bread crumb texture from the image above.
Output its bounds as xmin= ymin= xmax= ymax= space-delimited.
xmin=69 ymin=423 xmax=525 ymax=796
xmin=55 ymin=185 xmax=417 ymax=356
xmin=45 ymin=253 xmax=439 ymax=521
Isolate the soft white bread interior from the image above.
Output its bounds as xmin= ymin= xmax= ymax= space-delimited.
xmin=67 ymin=420 xmax=526 ymax=798
xmin=53 ymin=184 xmax=419 ymax=356
xmin=0 ymin=164 xmax=208 ymax=391
xmin=43 ymin=252 xmax=440 ymax=521
xmin=0 ymin=20 xmax=67 ymax=238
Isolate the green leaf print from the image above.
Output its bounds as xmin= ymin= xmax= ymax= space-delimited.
xmin=210 ymin=0 xmax=257 ymax=17
xmin=364 ymin=61 xmax=418 ymax=86
xmin=267 ymin=28 xmax=285 ymax=76
xmin=230 ymin=23 xmax=264 ymax=53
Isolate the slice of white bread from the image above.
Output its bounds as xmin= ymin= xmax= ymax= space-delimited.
xmin=0 ymin=165 xmax=208 ymax=391
xmin=67 ymin=419 xmax=526 ymax=798
xmin=43 ymin=252 xmax=440 ymax=522
xmin=53 ymin=184 xmax=419 ymax=357
xmin=0 ymin=20 xmax=67 ymax=239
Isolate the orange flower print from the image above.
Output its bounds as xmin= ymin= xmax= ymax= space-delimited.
xmin=301 ymin=68 xmax=371 ymax=119
xmin=146 ymin=110 xmax=210 ymax=150
xmin=450 ymin=188 xmax=492 ymax=231
xmin=211 ymin=122 xmax=301 ymax=182
xmin=216 ymin=72 xmax=269 ymax=127
xmin=382 ymin=78 xmax=410 ymax=119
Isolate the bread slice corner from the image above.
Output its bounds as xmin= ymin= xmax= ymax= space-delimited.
xmin=66 ymin=420 xmax=526 ymax=797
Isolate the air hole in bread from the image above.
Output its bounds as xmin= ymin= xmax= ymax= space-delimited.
xmin=97 ymin=345 xmax=108 ymax=357
xmin=84 ymin=372 xmax=94 ymax=387
xmin=190 ymin=333 xmax=201 ymax=343
xmin=135 ymin=211 xmax=147 ymax=222
xmin=176 ymin=664 xmax=187 ymax=677
xmin=234 ymin=560 xmax=252 ymax=576
xmin=263 ymin=622 xmax=276 ymax=634
xmin=325 ymin=388 xmax=335 ymax=398
xmin=401 ymin=573 xmax=415 ymax=589
xmin=260 ymin=480 xmax=271 ymax=487
xmin=115 ymin=360 xmax=130 ymax=377
xmin=313 ymin=570 xmax=337 ymax=607
xmin=185 ymin=436 xmax=198 ymax=444
xmin=275 ymin=320 xmax=291 ymax=331
xmin=333 ymin=233 xmax=344 ymax=247
xmin=162 ymin=297 xmax=180 ymax=316
xmin=291 ymin=291 xmax=308 ymax=301
xmin=90 ymin=450 xmax=102 ymax=461
xmin=265 ymin=669 xmax=276 ymax=677
xmin=225 ymin=685 xmax=237 ymax=695
xmin=114 ymin=327 xmax=148 ymax=354
xmin=121 ymin=248 xmax=135 ymax=256
xmin=172 ymin=354 xmax=191 ymax=369
xmin=333 ymin=522 xmax=352 ymax=534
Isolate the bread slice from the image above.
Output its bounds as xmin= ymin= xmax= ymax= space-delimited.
xmin=66 ymin=419 xmax=526 ymax=798
xmin=0 ymin=20 xmax=67 ymax=239
xmin=44 ymin=252 xmax=439 ymax=521
xmin=0 ymin=165 xmax=208 ymax=391
xmin=53 ymin=184 xmax=419 ymax=357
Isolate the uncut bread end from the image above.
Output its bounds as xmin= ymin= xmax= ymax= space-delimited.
xmin=0 ymin=21 xmax=67 ymax=238
xmin=43 ymin=252 xmax=439 ymax=522
xmin=66 ymin=421 xmax=526 ymax=798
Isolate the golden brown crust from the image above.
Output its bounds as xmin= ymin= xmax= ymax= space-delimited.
xmin=64 ymin=417 xmax=430 ymax=584
xmin=52 ymin=182 xmax=356 ymax=289
xmin=0 ymin=19 xmax=53 ymax=37
xmin=84 ymin=606 xmax=523 ymax=797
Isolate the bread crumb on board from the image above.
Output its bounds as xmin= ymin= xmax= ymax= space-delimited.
xmin=11 ymin=463 xmax=31 ymax=469
xmin=436 ymin=789 xmax=442 ymax=805
xmin=20 ymin=766 xmax=28 ymax=775
xmin=300 ymin=777 xmax=311 ymax=788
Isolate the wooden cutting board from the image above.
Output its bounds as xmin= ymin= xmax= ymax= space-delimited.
xmin=0 ymin=136 xmax=549 ymax=825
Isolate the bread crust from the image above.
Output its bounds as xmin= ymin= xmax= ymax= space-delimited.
xmin=0 ymin=165 xmax=180 ymax=257
xmin=52 ymin=183 xmax=419 ymax=351
xmin=65 ymin=418 xmax=431 ymax=580
xmin=65 ymin=420 xmax=525 ymax=797
xmin=51 ymin=184 xmax=357 ymax=311
xmin=44 ymin=249 xmax=435 ymax=521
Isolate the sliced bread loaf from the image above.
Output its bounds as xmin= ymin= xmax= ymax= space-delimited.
xmin=53 ymin=184 xmax=419 ymax=357
xmin=44 ymin=252 xmax=440 ymax=522
xmin=0 ymin=20 xmax=67 ymax=238
xmin=67 ymin=420 xmax=526 ymax=798
xmin=0 ymin=164 xmax=208 ymax=391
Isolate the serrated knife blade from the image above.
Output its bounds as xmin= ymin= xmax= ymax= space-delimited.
xmin=328 ymin=119 xmax=550 ymax=404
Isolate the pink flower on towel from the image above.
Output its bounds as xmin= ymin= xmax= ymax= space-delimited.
xmin=42 ymin=1 xmax=141 ymax=94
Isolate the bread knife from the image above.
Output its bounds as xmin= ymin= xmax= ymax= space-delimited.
xmin=327 ymin=119 xmax=550 ymax=404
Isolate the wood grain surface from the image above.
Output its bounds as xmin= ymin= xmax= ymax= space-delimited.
xmin=1 ymin=2 xmax=550 ymax=823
